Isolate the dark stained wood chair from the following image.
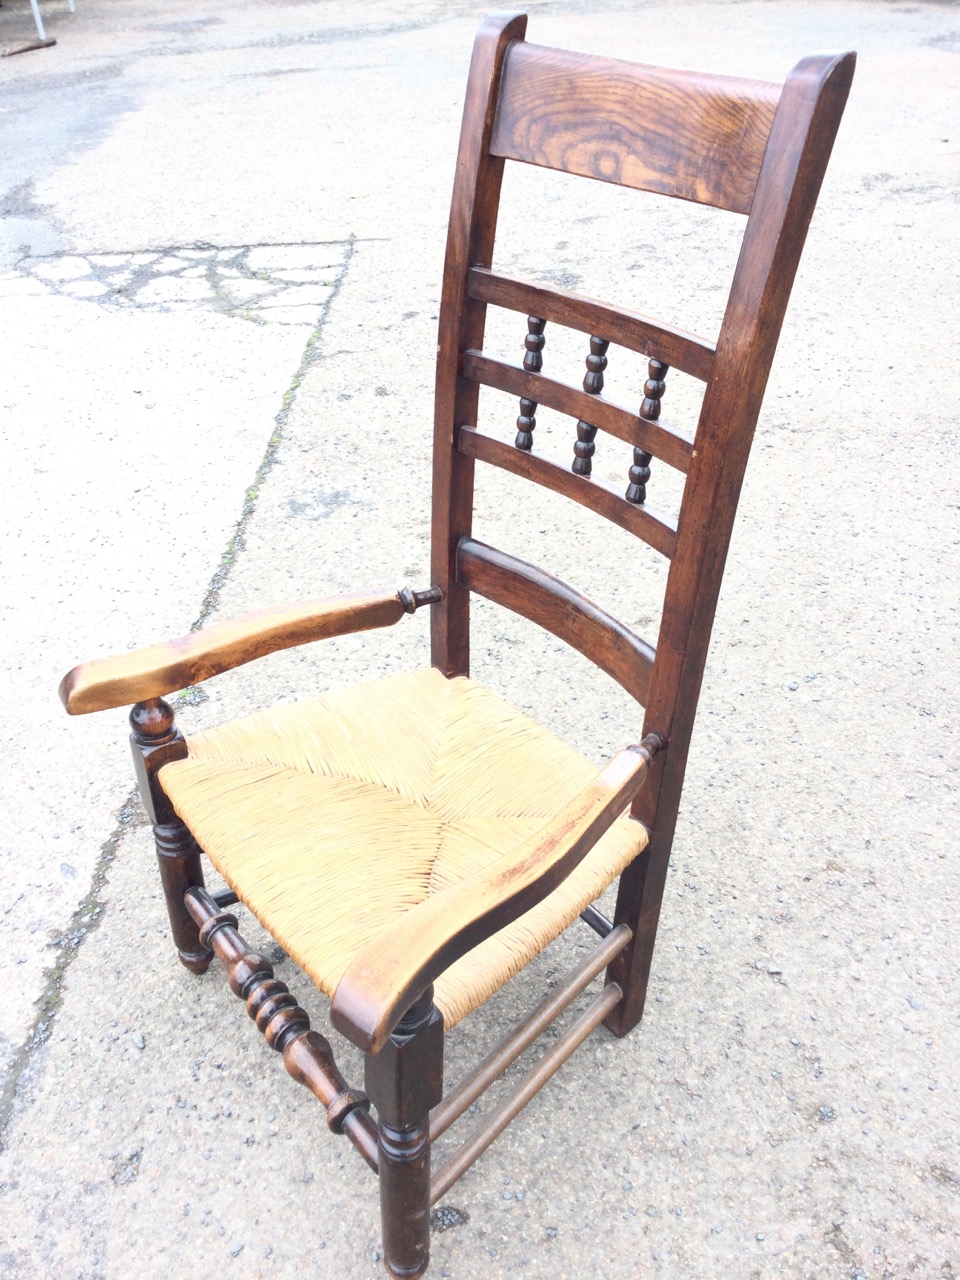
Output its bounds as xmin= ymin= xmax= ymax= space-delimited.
xmin=58 ymin=14 xmax=855 ymax=1277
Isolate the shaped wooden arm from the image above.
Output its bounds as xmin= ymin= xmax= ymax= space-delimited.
xmin=59 ymin=585 xmax=441 ymax=715
xmin=330 ymin=733 xmax=666 ymax=1054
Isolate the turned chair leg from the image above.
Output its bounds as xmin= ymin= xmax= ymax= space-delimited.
xmin=153 ymin=820 xmax=213 ymax=973
xmin=130 ymin=697 xmax=213 ymax=974
xmin=365 ymin=989 xmax=444 ymax=1278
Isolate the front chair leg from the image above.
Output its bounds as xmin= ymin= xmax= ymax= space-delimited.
xmin=130 ymin=697 xmax=213 ymax=974
xmin=365 ymin=988 xmax=444 ymax=1278
xmin=153 ymin=820 xmax=213 ymax=973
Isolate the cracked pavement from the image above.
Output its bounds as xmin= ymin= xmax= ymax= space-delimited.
xmin=1 ymin=0 xmax=958 ymax=1277
xmin=3 ymin=240 xmax=351 ymax=321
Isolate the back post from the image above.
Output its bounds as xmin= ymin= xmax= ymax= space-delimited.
xmin=608 ymin=50 xmax=856 ymax=1035
xmin=430 ymin=11 xmax=527 ymax=678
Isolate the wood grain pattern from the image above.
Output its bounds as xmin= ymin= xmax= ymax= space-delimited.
xmin=331 ymin=736 xmax=662 ymax=1054
xmin=467 ymin=267 xmax=715 ymax=381
xmin=458 ymin=425 xmax=677 ymax=557
xmin=463 ymin=350 xmax=694 ymax=472
xmin=60 ymin=589 xmax=411 ymax=715
xmin=491 ymin=42 xmax=780 ymax=214
xmin=456 ymin=538 xmax=655 ymax=704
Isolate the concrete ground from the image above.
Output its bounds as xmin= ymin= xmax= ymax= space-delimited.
xmin=1 ymin=0 xmax=957 ymax=1276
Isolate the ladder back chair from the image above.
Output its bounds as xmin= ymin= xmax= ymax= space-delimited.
xmin=59 ymin=14 xmax=855 ymax=1278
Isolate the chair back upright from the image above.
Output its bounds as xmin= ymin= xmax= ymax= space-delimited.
xmin=429 ymin=12 xmax=855 ymax=1028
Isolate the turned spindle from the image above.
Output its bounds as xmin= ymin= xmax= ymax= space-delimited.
xmin=184 ymin=886 xmax=380 ymax=1171
xmin=626 ymin=358 xmax=669 ymax=504
xmin=572 ymin=336 xmax=609 ymax=476
xmin=515 ymin=315 xmax=545 ymax=450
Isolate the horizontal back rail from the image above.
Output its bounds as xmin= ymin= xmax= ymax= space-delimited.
xmin=468 ymin=268 xmax=715 ymax=381
xmin=463 ymin=351 xmax=693 ymax=472
xmin=490 ymin=42 xmax=781 ymax=215
xmin=456 ymin=537 xmax=654 ymax=705
xmin=459 ymin=426 xmax=677 ymax=558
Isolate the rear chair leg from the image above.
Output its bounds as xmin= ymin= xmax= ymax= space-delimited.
xmin=365 ymin=989 xmax=444 ymax=1278
xmin=130 ymin=697 xmax=212 ymax=975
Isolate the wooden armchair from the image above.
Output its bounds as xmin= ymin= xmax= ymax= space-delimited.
xmin=58 ymin=14 xmax=854 ymax=1278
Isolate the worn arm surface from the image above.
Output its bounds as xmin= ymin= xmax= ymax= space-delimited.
xmin=330 ymin=734 xmax=665 ymax=1054
xmin=59 ymin=588 xmax=423 ymax=715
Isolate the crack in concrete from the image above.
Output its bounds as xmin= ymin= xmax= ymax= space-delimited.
xmin=4 ymin=238 xmax=361 ymax=322
xmin=0 ymin=233 xmax=357 ymax=1149
xmin=0 ymin=799 xmax=142 ymax=1147
xmin=192 ymin=233 xmax=357 ymax=627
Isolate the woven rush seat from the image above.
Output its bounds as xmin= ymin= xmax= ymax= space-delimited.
xmin=158 ymin=668 xmax=648 ymax=1027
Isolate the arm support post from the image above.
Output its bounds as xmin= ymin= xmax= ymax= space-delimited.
xmin=131 ymin=697 xmax=212 ymax=973
xmin=366 ymin=989 xmax=444 ymax=1278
